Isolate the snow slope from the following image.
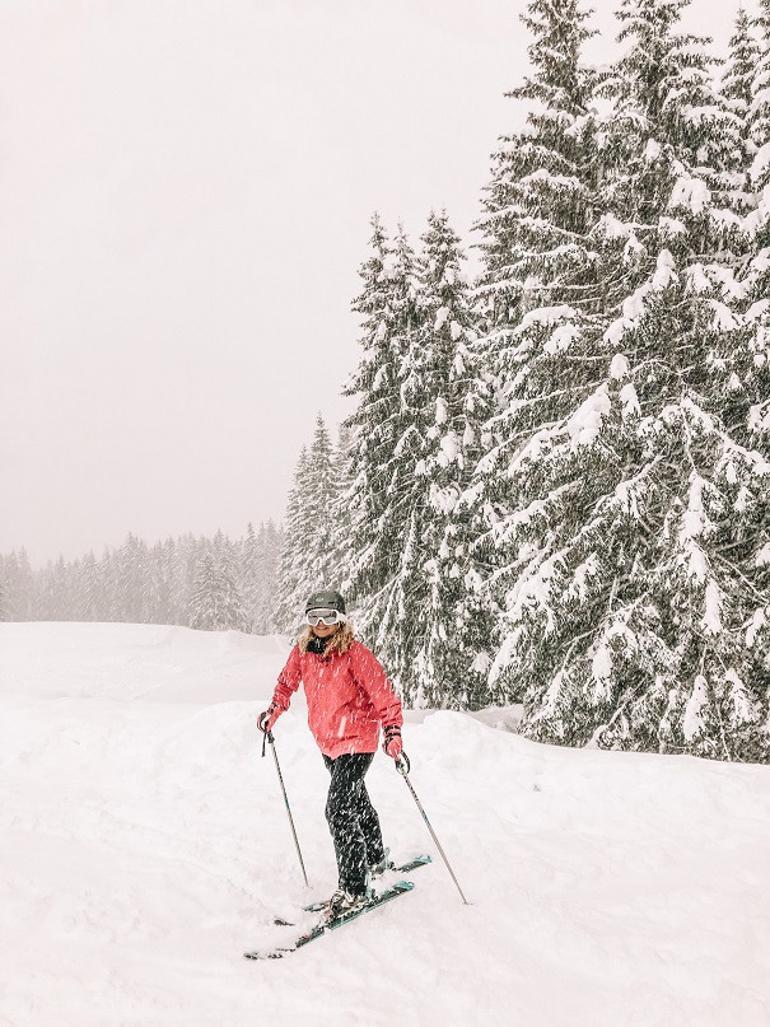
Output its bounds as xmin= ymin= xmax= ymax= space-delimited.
xmin=1 ymin=622 xmax=769 ymax=1027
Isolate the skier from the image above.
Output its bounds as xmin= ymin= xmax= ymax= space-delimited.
xmin=258 ymin=590 xmax=404 ymax=918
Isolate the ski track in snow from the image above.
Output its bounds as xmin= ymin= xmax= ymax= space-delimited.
xmin=1 ymin=623 xmax=769 ymax=1027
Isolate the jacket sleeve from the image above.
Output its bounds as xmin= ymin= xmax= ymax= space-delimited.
xmin=352 ymin=643 xmax=403 ymax=730
xmin=272 ymin=645 xmax=302 ymax=711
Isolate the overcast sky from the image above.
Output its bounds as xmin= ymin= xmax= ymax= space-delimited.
xmin=0 ymin=0 xmax=738 ymax=566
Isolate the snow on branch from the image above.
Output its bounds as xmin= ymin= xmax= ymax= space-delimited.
xmin=669 ymin=174 xmax=711 ymax=215
xmin=604 ymin=251 xmax=677 ymax=346
xmin=564 ymin=384 xmax=611 ymax=449
xmin=683 ymin=675 xmax=709 ymax=742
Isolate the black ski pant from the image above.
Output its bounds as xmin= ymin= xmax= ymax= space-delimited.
xmin=323 ymin=752 xmax=385 ymax=896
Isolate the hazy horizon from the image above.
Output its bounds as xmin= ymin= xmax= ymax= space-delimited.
xmin=1 ymin=0 xmax=740 ymax=568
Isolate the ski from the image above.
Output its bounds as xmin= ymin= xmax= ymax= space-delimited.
xmin=271 ymin=854 xmax=431 ymax=926
xmin=245 ymin=880 xmax=414 ymax=960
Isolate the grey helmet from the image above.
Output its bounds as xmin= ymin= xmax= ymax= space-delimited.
xmin=305 ymin=590 xmax=346 ymax=614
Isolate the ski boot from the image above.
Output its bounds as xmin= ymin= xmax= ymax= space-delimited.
xmin=324 ymin=887 xmax=371 ymax=922
xmin=369 ymin=848 xmax=395 ymax=879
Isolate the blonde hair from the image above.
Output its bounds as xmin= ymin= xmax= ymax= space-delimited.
xmin=297 ymin=619 xmax=355 ymax=655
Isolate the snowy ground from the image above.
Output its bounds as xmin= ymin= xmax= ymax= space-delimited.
xmin=1 ymin=623 xmax=769 ymax=1027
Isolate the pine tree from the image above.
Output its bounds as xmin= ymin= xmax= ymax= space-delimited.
xmin=750 ymin=0 xmax=770 ymax=191
xmin=14 ymin=549 xmax=33 ymax=620
xmin=343 ymin=217 xmax=420 ymax=619
xmin=46 ymin=556 xmax=72 ymax=621
xmin=329 ymin=424 xmax=357 ymax=588
xmin=341 ymin=214 xmax=393 ymax=607
xmin=342 ymin=212 xmax=493 ymax=706
xmin=732 ymin=2 xmax=770 ymax=742
xmin=156 ymin=538 xmax=177 ymax=626
xmin=303 ymin=414 xmax=341 ymax=593
xmin=188 ymin=550 xmax=248 ymax=632
xmin=115 ymin=534 xmax=150 ymax=623
xmin=77 ymin=551 xmax=101 ymax=621
xmin=255 ymin=520 xmax=283 ymax=633
xmin=0 ymin=574 xmax=9 ymax=621
xmin=239 ymin=522 xmax=261 ymax=632
xmin=274 ymin=415 xmax=357 ymax=634
xmin=487 ymin=0 xmax=770 ymax=761
xmin=273 ymin=447 xmax=313 ymax=632
xmin=466 ymin=0 xmax=601 ymax=707
xmin=346 ymin=222 xmax=428 ymax=695
xmin=0 ymin=549 xmax=36 ymax=621
xmin=720 ymin=6 xmax=761 ymax=215
xmin=409 ymin=211 xmax=492 ymax=708
xmin=475 ymin=0 xmax=597 ymax=327
xmin=742 ymin=0 xmax=770 ymax=466
xmin=171 ymin=534 xmax=196 ymax=626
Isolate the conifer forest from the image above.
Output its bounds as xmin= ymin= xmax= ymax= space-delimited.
xmin=4 ymin=0 xmax=770 ymax=762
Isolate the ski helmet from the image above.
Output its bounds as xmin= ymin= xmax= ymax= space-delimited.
xmin=305 ymin=590 xmax=346 ymax=614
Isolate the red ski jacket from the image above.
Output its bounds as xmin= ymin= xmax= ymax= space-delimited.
xmin=270 ymin=640 xmax=403 ymax=759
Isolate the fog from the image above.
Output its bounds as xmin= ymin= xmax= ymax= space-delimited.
xmin=0 ymin=0 xmax=738 ymax=565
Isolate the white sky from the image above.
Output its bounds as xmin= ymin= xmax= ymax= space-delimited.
xmin=0 ymin=0 xmax=738 ymax=566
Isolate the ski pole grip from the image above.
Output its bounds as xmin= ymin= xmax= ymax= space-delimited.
xmin=259 ymin=713 xmax=275 ymax=758
xmin=396 ymin=752 xmax=411 ymax=776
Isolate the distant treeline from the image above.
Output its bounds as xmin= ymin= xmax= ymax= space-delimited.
xmin=0 ymin=524 xmax=283 ymax=634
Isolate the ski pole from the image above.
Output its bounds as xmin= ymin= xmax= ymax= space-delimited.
xmin=395 ymin=753 xmax=469 ymax=905
xmin=260 ymin=719 xmax=309 ymax=888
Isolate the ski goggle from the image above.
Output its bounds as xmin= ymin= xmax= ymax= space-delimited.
xmin=306 ymin=608 xmax=345 ymax=626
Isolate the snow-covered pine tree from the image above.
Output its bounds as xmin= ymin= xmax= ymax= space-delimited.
xmin=239 ymin=522 xmax=262 ymax=632
xmin=141 ymin=541 xmax=170 ymax=626
xmin=750 ymin=0 xmax=770 ymax=187
xmin=488 ymin=0 xmax=770 ymax=761
xmin=0 ymin=549 xmax=35 ymax=620
xmin=743 ymin=0 xmax=770 ymax=440
xmin=272 ymin=418 xmax=347 ymax=635
xmin=15 ymin=549 xmax=33 ymax=620
xmin=0 ymin=573 xmax=9 ymax=620
xmin=39 ymin=556 xmax=72 ymax=621
xmin=33 ymin=561 xmax=54 ymax=620
xmin=77 ymin=551 xmax=102 ymax=621
xmin=0 ymin=553 xmax=17 ymax=620
xmin=302 ymin=414 xmax=342 ymax=594
xmin=355 ymin=224 xmax=432 ymax=695
xmin=720 ymin=5 xmax=761 ymax=216
xmin=352 ymin=222 xmax=438 ymax=698
xmin=328 ymin=423 xmax=356 ymax=588
xmin=187 ymin=546 xmax=248 ymax=632
xmin=97 ymin=547 xmax=114 ymax=621
xmin=466 ymin=0 xmax=600 ymax=707
xmin=475 ymin=0 xmax=597 ymax=325
xmin=341 ymin=215 xmax=396 ymax=606
xmin=343 ymin=219 xmax=422 ymax=668
xmin=407 ymin=210 xmax=492 ymax=708
xmin=734 ymin=0 xmax=770 ymax=739
xmin=115 ymin=534 xmax=151 ymax=623
xmin=158 ymin=538 xmax=177 ymax=626
xmin=170 ymin=533 xmax=196 ymax=627
xmin=160 ymin=537 xmax=181 ymax=626
xmin=188 ymin=553 xmax=219 ymax=631
xmin=253 ymin=520 xmax=282 ymax=634
xmin=273 ymin=447 xmax=314 ymax=632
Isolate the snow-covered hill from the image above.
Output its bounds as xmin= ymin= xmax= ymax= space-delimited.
xmin=1 ymin=623 xmax=768 ymax=1027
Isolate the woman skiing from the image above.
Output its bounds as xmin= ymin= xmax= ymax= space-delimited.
xmin=258 ymin=589 xmax=404 ymax=917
